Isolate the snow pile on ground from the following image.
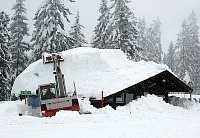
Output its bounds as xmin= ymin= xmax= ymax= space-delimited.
xmin=0 ymin=101 xmax=20 ymax=117
xmin=1 ymin=95 xmax=200 ymax=138
xmin=79 ymin=94 xmax=200 ymax=115
xmin=12 ymin=47 xmax=169 ymax=99
xmin=118 ymin=95 xmax=200 ymax=114
xmin=117 ymin=95 xmax=183 ymax=114
xmin=169 ymin=96 xmax=200 ymax=110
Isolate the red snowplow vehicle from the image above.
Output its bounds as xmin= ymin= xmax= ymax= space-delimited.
xmin=37 ymin=53 xmax=80 ymax=117
xmin=38 ymin=83 xmax=79 ymax=117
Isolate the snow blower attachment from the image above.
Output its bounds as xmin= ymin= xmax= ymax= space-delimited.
xmin=38 ymin=53 xmax=80 ymax=117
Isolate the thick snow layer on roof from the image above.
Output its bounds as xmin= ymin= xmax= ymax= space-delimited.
xmin=12 ymin=47 xmax=169 ymax=98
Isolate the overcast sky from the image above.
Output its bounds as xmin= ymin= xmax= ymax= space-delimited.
xmin=1 ymin=0 xmax=200 ymax=53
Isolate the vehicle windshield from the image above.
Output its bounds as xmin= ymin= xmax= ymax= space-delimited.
xmin=40 ymin=84 xmax=56 ymax=100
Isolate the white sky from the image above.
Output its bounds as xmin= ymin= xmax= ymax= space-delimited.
xmin=1 ymin=0 xmax=200 ymax=53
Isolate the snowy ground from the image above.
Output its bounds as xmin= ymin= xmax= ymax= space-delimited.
xmin=1 ymin=95 xmax=200 ymax=138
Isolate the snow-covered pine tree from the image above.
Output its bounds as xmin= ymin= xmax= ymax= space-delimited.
xmin=31 ymin=0 xmax=74 ymax=62
xmin=136 ymin=17 xmax=149 ymax=61
xmin=186 ymin=11 xmax=200 ymax=86
xmin=131 ymin=14 xmax=141 ymax=61
xmin=10 ymin=0 xmax=30 ymax=85
xmin=108 ymin=0 xmax=140 ymax=60
xmin=174 ymin=20 xmax=190 ymax=80
xmin=146 ymin=18 xmax=162 ymax=63
xmin=162 ymin=53 xmax=167 ymax=64
xmin=91 ymin=0 xmax=111 ymax=49
xmin=0 ymin=11 xmax=11 ymax=101
xmin=69 ymin=10 xmax=88 ymax=48
xmin=166 ymin=41 xmax=175 ymax=72
xmin=188 ymin=46 xmax=200 ymax=86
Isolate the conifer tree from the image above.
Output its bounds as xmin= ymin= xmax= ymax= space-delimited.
xmin=166 ymin=41 xmax=175 ymax=71
xmin=108 ymin=0 xmax=140 ymax=60
xmin=0 ymin=11 xmax=11 ymax=101
xmin=186 ymin=11 xmax=200 ymax=85
xmin=146 ymin=18 xmax=162 ymax=63
xmin=10 ymin=0 xmax=30 ymax=84
xmin=136 ymin=18 xmax=149 ymax=61
xmin=162 ymin=53 xmax=167 ymax=64
xmin=91 ymin=0 xmax=111 ymax=49
xmin=69 ymin=11 xmax=88 ymax=48
xmin=174 ymin=11 xmax=200 ymax=85
xmin=174 ymin=20 xmax=190 ymax=80
xmin=31 ymin=0 xmax=74 ymax=62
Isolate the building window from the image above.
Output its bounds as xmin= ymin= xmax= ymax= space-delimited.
xmin=116 ymin=93 xmax=124 ymax=103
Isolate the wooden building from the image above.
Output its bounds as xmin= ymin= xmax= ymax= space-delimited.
xmin=90 ymin=70 xmax=193 ymax=109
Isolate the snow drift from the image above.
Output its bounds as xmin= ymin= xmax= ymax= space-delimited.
xmin=0 ymin=95 xmax=200 ymax=138
xmin=12 ymin=47 xmax=169 ymax=99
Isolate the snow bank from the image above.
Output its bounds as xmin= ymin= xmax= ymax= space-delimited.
xmin=117 ymin=95 xmax=185 ymax=114
xmin=77 ymin=94 xmax=200 ymax=115
xmin=2 ymin=94 xmax=198 ymax=118
xmin=12 ymin=47 xmax=169 ymax=99
xmin=1 ymin=95 xmax=200 ymax=138
xmin=0 ymin=101 xmax=20 ymax=117
xmin=169 ymin=96 xmax=200 ymax=110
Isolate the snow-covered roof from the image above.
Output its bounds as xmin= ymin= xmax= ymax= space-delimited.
xmin=12 ymin=47 xmax=169 ymax=99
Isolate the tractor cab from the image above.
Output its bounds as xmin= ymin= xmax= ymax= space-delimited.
xmin=38 ymin=83 xmax=80 ymax=117
xmin=38 ymin=83 xmax=56 ymax=100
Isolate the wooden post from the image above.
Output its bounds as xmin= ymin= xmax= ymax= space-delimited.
xmin=101 ymin=91 xmax=103 ymax=108
xmin=27 ymin=95 xmax=29 ymax=105
xmin=190 ymin=91 xmax=192 ymax=101
xmin=25 ymin=95 xmax=26 ymax=105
